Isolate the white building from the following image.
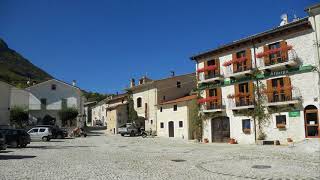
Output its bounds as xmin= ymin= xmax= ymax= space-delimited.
xmin=26 ymin=79 xmax=85 ymax=127
xmin=157 ymin=95 xmax=197 ymax=140
xmin=127 ymin=73 xmax=196 ymax=134
xmin=191 ymin=4 xmax=320 ymax=144
xmin=0 ymin=81 xmax=30 ymax=126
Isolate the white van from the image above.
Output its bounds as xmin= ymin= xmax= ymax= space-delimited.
xmin=28 ymin=127 xmax=52 ymax=141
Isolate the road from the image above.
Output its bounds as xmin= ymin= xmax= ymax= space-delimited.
xmin=0 ymin=129 xmax=319 ymax=180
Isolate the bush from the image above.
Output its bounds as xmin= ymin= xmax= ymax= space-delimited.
xmin=10 ymin=106 xmax=29 ymax=128
xmin=58 ymin=108 xmax=78 ymax=127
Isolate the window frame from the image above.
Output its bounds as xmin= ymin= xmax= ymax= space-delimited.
xmin=176 ymin=81 xmax=181 ymax=88
xmin=179 ymin=121 xmax=183 ymax=128
xmin=160 ymin=122 xmax=164 ymax=128
xmin=137 ymin=97 xmax=142 ymax=108
xmin=173 ymin=105 xmax=178 ymax=111
xmin=51 ymin=84 xmax=57 ymax=90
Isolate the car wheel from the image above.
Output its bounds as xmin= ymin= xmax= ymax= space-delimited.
xmin=57 ymin=134 xmax=63 ymax=139
xmin=42 ymin=136 xmax=48 ymax=142
xmin=142 ymin=133 xmax=147 ymax=138
xmin=130 ymin=131 xmax=135 ymax=137
xmin=121 ymin=134 xmax=124 ymax=136
xmin=20 ymin=144 xmax=27 ymax=148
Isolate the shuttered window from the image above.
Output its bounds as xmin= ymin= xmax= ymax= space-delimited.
xmin=267 ymin=77 xmax=292 ymax=102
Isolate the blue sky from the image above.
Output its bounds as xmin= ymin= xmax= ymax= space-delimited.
xmin=0 ymin=0 xmax=317 ymax=94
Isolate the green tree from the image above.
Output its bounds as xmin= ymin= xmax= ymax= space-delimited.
xmin=58 ymin=108 xmax=78 ymax=127
xmin=10 ymin=106 xmax=29 ymax=128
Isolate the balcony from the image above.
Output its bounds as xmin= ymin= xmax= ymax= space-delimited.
xmin=198 ymin=71 xmax=224 ymax=83
xmin=266 ymin=87 xmax=301 ymax=106
xmin=229 ymin=98 xmax=254 ymax=110
xmin=225 ymin=66 xmax=253 ymax=78
xmin=256 ymin=47 xmax=298 ymax=71
xmin=202 ymin=100 xmax=226 ymax=113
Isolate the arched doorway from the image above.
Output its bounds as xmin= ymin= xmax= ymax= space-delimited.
xmin=211 ymin=116 xmax=230 ymax=142
xmin=304 ymin=105 xmax=319 ymax=138
xmin=168 ymin=121 xmax=174 ymax=137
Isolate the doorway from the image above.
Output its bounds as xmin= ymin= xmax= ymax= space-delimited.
xmin=304 ymin=105 xmax=319 ymax=138
xmin=211 ymin=116 xmax=230 ymax=142
xmin=168 ymin=121 xmax=174 ymax=137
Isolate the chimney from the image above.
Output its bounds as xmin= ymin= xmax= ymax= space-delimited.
xmin=130 ymin=78 xmax=135 ymax=88
xmin=280 ymin=14 xmax=288 ymax=26
xmin=170 ymin=71 xmax=175 ymax=77
xmin=72 ymin=80 xmax=76 ymax=86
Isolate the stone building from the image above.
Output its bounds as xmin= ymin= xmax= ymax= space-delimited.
xmin=157 ymin=95 xmax=197 ymax=140
xmin=191 ymin=4 xmax=320 ymax=144
xmin=127 ymin=73 xmax=196 ymax=134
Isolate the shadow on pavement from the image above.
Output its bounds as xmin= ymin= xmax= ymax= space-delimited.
xmin=25 ymin=145 xmax=96 ymax=150
xmin=0 ymin=150 xmax=14 ymax=153
xmin=0 ymin=155 xmax=36 ymax=160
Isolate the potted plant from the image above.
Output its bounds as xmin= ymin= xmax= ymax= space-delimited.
xmin=229 ymin=138 xmax=237 ymax=144
xmin=276 ymin=123 xmax=286 ymax=129
xmin=204 ymin=138 xmax=209 ymax=143
xmin=243 ymin=128 xmax=251 ymax=134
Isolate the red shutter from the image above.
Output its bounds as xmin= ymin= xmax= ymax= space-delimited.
xmin=263 ymin=45 xmax=270 ymax=66
xmin=283 ymin=76 xmax=292 ymax=99
xmin=232 ymin=53 xmax=237 ymax=73
xmin=204 ymin=61 xmax=208 ymax=76
xmin=266 ymin=80 xmax=273 ymax=102
xmin=280 ymin=40 xmax=288 ymax=61
xmin=246 ymin=48 xmax=252 ymax=69
xmin=234 ymin=84 xmax=239 ymax=104
xmin=249 ymin=81 xmax=254 ymax=101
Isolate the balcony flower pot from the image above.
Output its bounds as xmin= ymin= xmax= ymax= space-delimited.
xmin=287 ymin=138 xmax=293 ymax=143
xmin=204 ymin=138 xmax=209 ymax=143
xmin=243 ymin=128 xmax=251 ymax=134
xmin=276 ymin=124 xmax=286 ymax=130
xmin=229 ymin=138 xmax=237 ymax=144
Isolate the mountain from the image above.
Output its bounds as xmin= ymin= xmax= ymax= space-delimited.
xmin=0 ymin=38 xmax=53 ymax=87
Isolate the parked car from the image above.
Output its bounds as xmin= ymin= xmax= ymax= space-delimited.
xmin=95 ymin=120 xmax=103 ymax=126
xmin=0 ymin=132 xmax=7 ymax=150
xmin=27 ymin=127 xmax=52 ymax=141
xmin=0 ymin=129 xmax=31 ymax=148
xmin=35 ymin=125 xmax=68 ymax=139
xmin=118 ymin=123 xmax=140 ymax=136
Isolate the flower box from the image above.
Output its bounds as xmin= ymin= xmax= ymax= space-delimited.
xmin=276 ymin=124 xmax=286 ymax=129
xmin=197 ymin=65 xmax=217 ymax=72
xmin=256 ymin=45 xmax=293 ymax=58
xmin=243 ymin=128 xmax=251 ymax=134
xmin=229 ymin=138 xmax=237 ymax=144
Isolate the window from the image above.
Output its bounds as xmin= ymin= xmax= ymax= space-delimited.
xmin=271 ymin=78 xmax=285 ymax=102
xmin=51 ymin=84 xmax=57 ymax=90
xmin=150 ymin=120 xmax=153 ymax=124
xmin=40 ymin=98 xmax=47 ymax=110
xmin=268 ymin=42 xmax=282 ymax=64
xmin=242 ymin=119 xmax=251 ymax=133
xmin=177 ymin=81 xmax=181 ymax=88
xmin=61 ymin=98 xmax=67 ymax=109
xmin=139 ymin=79 xmax=144 ymax=85
xmin=173 ymin=105 xmax=177 ymax=111
xmin=160 ymin=122 xmax=164 ymax=128
xmin=39 ymin=128 xmax=45 ymax=132
xmin=236 ymin=50 xmax=247 ymax=72
xmin=137 ymin=97 xmax=142 ymax=108
xmin=207 ymin=59 xmax=216 ymax=66
xmin=30 ymin=129 xmax=39 ymax=133
xmin=160 ymin=107 xmax=163 ymax=112
xmin=276 ymin=115 xmax=286 ymax=127
xmin=179 ymin=121 xmax=183 ymax=127
xmin=209 ymin=89 xmax=217 ymax=97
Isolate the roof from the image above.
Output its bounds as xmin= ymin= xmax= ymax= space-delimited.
xmin=159 ymin=95 xmax=197 ymax=105
xmin=305 ymin=3 xmax=320 ymax=11
xmin=126 ymin=73 xmax=195 ymax=91
xmin=84 ymin=101 xmax=97 ymax=106
xmin=26 ymin=79 xmax=81 ymax=91
xmin=190 ymin=17 xmax=311 ymax=60
xmin=93 ymin=93 xmax=128 ymax=108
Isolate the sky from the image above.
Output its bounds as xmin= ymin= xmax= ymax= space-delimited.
xmin=0 ymin=0 xmax=318 ymax=94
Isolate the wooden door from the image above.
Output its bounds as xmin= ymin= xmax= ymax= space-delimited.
xmin=168 ymin=121 xmax=174 ymax=137
xmin=211 ymin=117 xmax=230 ymax=142
xmin=305 ymin=108 xmax=319 ymax=138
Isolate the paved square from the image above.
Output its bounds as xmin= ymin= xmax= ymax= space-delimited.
xmin=0 ymin=130 xmax=319 ymax=180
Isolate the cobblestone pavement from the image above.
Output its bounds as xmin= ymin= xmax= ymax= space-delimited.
xmin=0 ymin=130 xmax=319 ymax=180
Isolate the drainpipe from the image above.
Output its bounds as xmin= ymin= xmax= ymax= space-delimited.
xmin=251 ymin=40 xmax=258 ymax=143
